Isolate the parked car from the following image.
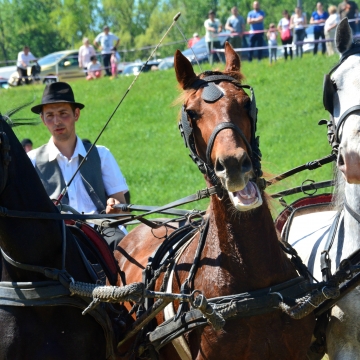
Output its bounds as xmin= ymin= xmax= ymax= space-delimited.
xmin=158 ymin=33 xmax=230 ymax=70
xmin=0 ymin=78 xmax=9 ymax=89
xmin=121 ymin=60 xmax=161 ymax=76
xmin=7 ymin=50 xmax=83 ymax=85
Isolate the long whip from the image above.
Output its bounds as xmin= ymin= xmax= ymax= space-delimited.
xmin=54 ymin=12 xmax=182 ymax=205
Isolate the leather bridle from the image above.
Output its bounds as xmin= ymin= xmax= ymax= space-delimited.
xmin=178 ymin=72 xmax=264 ymax=191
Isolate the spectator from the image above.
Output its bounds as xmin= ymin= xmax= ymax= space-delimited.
xmin=21 ymin=138 xmax=33 ymax=153
xmin=278 ymin=10 xmax=293 ymax=60
xmin=86 ymin=55 xmax=102 ymax=80
xmin=338 ymin=0 xmax=358 ymax=34
xmin=16 ymin=46 xmax=37 ymax=86
xmin=325 ymin=5 xmax=340 ymax=55
xmin=94 ymin=26 xmax=120 ymax=77
xmin=310 ymin=2 xmax=329 ymax=55
xmin=267 ymin=24 xmax=278 ymax=64
xmin=110 ymin=47 xmax=119 ymax=79
xmin=188 ymin=33 xmax=201 ymax=48
xmin=225 ymin=6 xmax=246 ymax=52
xmin=204 ymin=10 xmax=222 ymax=62
xmin=28 ymin=82 xmax=129 ymax=249
xmin=78 ymin=38 xmax=96 ymax=76
xmin=291 ymin=7 xmax=307 ymax=58
xmin=247 ymin=1 xmax=266 ymax=62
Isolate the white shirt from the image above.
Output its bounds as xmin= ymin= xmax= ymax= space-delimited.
xmin=204 ymin=18 xmax=222 ymax=42
xmin=324 ymin=13 xmax=339 ymax=33
xmin=278 ymin=17 xmax=290 ymax=31
xmin=27 ymin=136 xmax=128 ymax=215
xmin=78 ymin=45 xmax=96 ymax=68
xmin=87 ymin=61 xmax=102 ymax=72
xmin=94 ymin=32 xmax=119 ymax=54
xmin=17 ymin=51 xmax=36 ymax=69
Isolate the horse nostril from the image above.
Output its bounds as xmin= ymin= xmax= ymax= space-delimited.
xmin=215 ymin=158 xmax=225 ymax=173
xmin=338 ymin=154 xmax=345 ymax=166
xmin=241 ymin=156 xmax=252 ymax=173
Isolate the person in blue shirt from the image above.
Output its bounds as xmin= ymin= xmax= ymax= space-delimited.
xmin=247 ymin=1 xmax=266 ymax=61
xmin=310 ymin=2 xmax=329 ymax=55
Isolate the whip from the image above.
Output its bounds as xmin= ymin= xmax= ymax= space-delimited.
xmin=54 ymin=12 xmax=182 ymax=205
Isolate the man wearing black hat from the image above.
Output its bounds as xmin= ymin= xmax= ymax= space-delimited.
xmin=28 ymin=82 xmax=129 ymax=247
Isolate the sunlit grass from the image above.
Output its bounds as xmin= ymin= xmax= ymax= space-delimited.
xmin=2 ymin=52 xmax=338 ymax=215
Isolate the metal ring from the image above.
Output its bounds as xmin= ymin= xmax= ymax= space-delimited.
xmin=186 ymin=210 xmax=205 ymax=229
xmin=269 ymin=291 xmax=283 ymax=302
xmin=301 ymin=179 xmax=317 ymax=196
xmin=321 ymin=286 xmax=331 ymax=299
xmin=151 ymin=225 xmax=168 ymax=240
xmin=190 ymin=290 xmax=203 ymax=307
xmin=307 ymin=299 xmax=317 ymax=308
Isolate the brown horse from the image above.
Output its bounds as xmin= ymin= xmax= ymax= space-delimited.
xmin=115 ymin=43 xmax=314 ymax=359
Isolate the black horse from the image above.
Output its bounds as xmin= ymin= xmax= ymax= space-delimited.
xmin=0 ymin=113 xmax=114 ymax=359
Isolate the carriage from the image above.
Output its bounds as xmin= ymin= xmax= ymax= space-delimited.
xmin=0 ymin=18 xmax=358 ymax=360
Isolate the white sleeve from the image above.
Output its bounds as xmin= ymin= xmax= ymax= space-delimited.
xmin=27 ymin=149 xmax=36 ymax=167
xmin=97 ymin=146 xmax=128 ymax=196
xmin=94 ymin=33 xmax=101 ymax=43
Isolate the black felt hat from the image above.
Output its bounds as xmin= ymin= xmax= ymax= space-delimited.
xmin=31 ymin=82 xmax=85 ymax=114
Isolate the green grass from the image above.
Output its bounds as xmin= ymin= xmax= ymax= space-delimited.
xmin=2 ymin=53 xmax=338 ymax=215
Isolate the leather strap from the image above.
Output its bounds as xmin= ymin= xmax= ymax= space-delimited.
xmin=206 ymin=122 xmax=252 ymax=164
xmin=320 ymin=211 xmax=342 ymax=281
xmin=335 ymin=105 xmax=360 ymax=142
xmin=267 ymin=154 xmax=336 ymax=186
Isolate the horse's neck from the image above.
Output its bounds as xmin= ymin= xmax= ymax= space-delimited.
xmin=0 ymin=128 xmax=64 ymax=275
xmin=205 ymin=195 xmax=295 ymax=291
xmin=343 ymin=183 xmax=360 ymax=254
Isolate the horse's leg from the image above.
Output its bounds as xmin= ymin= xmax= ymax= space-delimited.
xmin=326 ymin=289 xmax=360 ymax=359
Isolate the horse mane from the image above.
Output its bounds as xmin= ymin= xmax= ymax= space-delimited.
xmin=333 ymin=166 xmax=345 ymax=211
xmin=1 ymin=100 xmax=39 ymax=128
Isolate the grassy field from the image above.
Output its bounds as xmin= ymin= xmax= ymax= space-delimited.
xmin=1 ymin=52 xmax=338 ymax=216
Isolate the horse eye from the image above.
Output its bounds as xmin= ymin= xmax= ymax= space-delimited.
xmin=186 ymin=110 xmax=198 ymax=120
xmin=331 ymin=80 xmax=338 ymax=91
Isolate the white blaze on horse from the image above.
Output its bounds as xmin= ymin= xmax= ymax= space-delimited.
xmin=287 ymin=18 xmax=360 ymax=359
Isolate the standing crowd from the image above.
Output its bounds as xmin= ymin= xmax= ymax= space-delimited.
xmin=78 ymin=25 xmax=120 ymax=80
xmin=200 ymin=0 xmax=358 ymax=64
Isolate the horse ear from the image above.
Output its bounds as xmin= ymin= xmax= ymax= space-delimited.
xmin=335 ymin=18 xmax=353 ymax=54
xmin=224 ymin=41 xmax=241 ymax=73
xmin=174 ymin=50 xmax=197 ymax=89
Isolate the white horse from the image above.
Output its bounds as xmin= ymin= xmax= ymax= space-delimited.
xmin=286 ymin=18 xmax=360 ymax=359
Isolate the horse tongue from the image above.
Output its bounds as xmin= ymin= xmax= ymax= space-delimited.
xmin=234 ymin=182 xmax=257 ymax=205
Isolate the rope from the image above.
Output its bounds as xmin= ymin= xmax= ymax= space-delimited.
xmin=192 ymin=294 xmax=225 ymax=331
xmin=279 ymin=264 xmax=359 ymax=319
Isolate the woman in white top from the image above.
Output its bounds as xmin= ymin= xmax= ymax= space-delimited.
xmin=290 ymin=7 xmax=307 ymax=57
xmin=78 ymin=38 xmax=96 ymax=76
xmin=324 ymin=5 xmax=339 ymax=55
xmin=278 ymin=10 xmax=293 ymax=60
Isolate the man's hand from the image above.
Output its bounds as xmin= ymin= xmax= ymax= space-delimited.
xmin=106 ymin=197 xmax=122 ymax=214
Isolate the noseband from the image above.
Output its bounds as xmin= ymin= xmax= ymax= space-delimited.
xmin=321 ymin=43 xmax=360 ymax=152
xmin=178 ymin=72 xmax=263 ymax=189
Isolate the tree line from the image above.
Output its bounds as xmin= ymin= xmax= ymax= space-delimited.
xmin=0 ymin=0 xmax=334 ymax=64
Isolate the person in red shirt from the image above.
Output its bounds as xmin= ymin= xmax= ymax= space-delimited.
xmin=188 ymin=33 xmax=201 ymax=48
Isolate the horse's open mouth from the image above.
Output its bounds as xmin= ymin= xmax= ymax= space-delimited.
xmin=228 ymin=181 xmax=262 ymax=211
